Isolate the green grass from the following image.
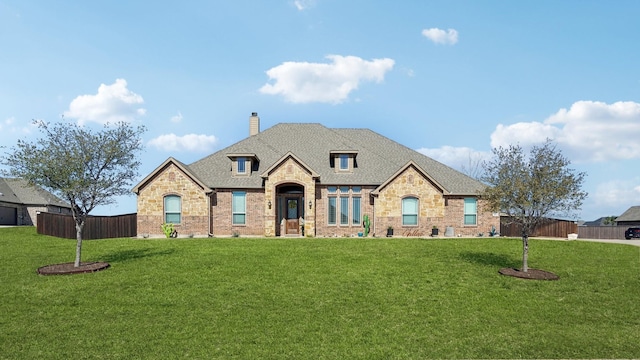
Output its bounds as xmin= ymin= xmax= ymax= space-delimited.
xmin=1 ymin=227 xmax=639 ymax=359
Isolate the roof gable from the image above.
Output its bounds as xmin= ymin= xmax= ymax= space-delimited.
xmin=260 ymin=152 xmax=319 ymax=179
xmin=372 ymin=161 xmax=447 ymax=195
xmin=132 ymin=157 xmax=211 ymax=194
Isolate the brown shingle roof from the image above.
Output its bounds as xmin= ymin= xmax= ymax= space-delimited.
xmin=186 ymin=123 xmax=484 ymax=195
xmin=616 ymin=206 xmax=640 ymax=222
xmin=0 ymin=177 xmax=70 ymax=208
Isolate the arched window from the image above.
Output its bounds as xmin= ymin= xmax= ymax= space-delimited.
xmin=164 ymin=195 xmax=181 ymax=224
xmin=402 ymin=197 xmax=418 ymax=226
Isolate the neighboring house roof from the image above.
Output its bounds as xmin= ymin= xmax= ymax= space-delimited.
xmin=581 ymin=216 xmax=617 ymax=226
xmin=183 ymin=123 xmax=485 ymax=195
xmin=615 ymin=206 xmax=640 ymax=222
xmin=0 ymin=177 xmax=70 ymax=208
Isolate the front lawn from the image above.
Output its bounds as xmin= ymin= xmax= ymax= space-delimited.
xmin=1 ymin=227 xmax=638 ymax=359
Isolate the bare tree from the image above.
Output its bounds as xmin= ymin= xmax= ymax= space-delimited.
xmin=460 ymin=151 xmax=485 ymax=179
xmin=481 ymin=140 xmax=587 ymax=272
xmin=2 ymin=119 xmax=146 ymax=267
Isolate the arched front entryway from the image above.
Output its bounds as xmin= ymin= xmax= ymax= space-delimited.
xmin=275 ymin=183 xmax=305 ymax=236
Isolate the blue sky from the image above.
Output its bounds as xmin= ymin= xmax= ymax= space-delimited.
xmin=1 ymin=0 xmax=639 ymax=221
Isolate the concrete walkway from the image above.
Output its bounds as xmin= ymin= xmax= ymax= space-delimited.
xmin=574 ymin=238 xmax=640 ymax=247
xmin=531 ymin=236 xmax=640 ymax=247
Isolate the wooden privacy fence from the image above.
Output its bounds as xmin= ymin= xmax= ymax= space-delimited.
xmin=37 ymin=212 xmax=137 ymax=240
xmin=500 ymin=217 xmax=577 ymax=238
xmin=577 ymin=226 xmax=628 ymax=240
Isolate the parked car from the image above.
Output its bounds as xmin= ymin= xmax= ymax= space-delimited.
xmin=624 ymin=227 xmax=640 ymax=239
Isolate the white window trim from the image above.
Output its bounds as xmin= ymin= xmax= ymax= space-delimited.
xmin=402 ymin=197 xmax=419 ymax=226
xmin=232 ymin=191 xmax=246 ymax=225
xmin=164 ymin=195 xmax=182 ymax=224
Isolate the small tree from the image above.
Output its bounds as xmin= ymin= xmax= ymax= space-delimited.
xmin=481 ymin=140 xmax=587 ymax=272
xmin=2 ymin=119 xmax=146 ymax=267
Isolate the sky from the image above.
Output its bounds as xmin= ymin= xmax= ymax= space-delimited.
xmin=1 ymin=0 xmax=639 ymax=221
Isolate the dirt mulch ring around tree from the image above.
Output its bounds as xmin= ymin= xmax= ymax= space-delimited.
xmin=499 ymin=267 xmax=559 ymax=280
xmin=37 ymin=262 xmax=110 ymax=275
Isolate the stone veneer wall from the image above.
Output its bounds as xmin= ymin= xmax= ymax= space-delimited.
xmin=263 ymin=157 xmax=316 ymax=237
xmin=137 ymin=163 xmax=209 ymax=237
xmin=374 ymin=166 xmax=445 ymax=237
xmin=212 ymin=189 xmax=264 ymax=236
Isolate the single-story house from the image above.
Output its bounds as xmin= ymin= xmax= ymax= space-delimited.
xmin=615 ymin=206 xmax=640 ymax=227
xmin=133 ymin=113 xmax=500 ymax=238
xmin=0 ymin=177 xmax=71 ymax=226
xmin=581 ymin=216 xmax=617 ymax=227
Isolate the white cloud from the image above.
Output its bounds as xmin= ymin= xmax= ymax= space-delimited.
xmin=64 ymin=79 xmax=146 ymax=125
xmin=293 ymin=0 xmax=315 ymax=10
xmin=490 ymin=101 xmax=640 ymax=162
xmin=0 ymin=117 xmax=33 ymax=135
xmin=259 ymin=55 xmax=395 ymax=104
xmin=422 ymin=28 xmax=459 ymax=45
xmin=170 ymin=112 xmax=183 ymax=123
xmin=416 ymin=146 xmax=491 ymax=176
xmin=591 ymin=179 xmax=640 ymax=208
xmin=147 ymin=133 xmax=217 ymax=153
xmin=490 ymin=122 xmax=561 ymax=149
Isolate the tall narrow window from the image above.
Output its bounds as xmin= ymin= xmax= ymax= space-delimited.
xmin=164 ymin=195 xmax=181 ymax=224
xmin=232 ymin=192 xmax=246 ymax=225
xmin=340 ymin=196 xmax=349 ymax=225
xmin=328 ymin=197 xmax=337 ymax=225
xmin=464 ymin=198 xmax=477 ymax=225
xmin=237 ymin=157 xmax=246 ymax=174
xmin=339 ymin=154 xmax=349 ymax=170
xmin=352 ymin=197 xmax=361 ymax=225
xmin=402 ymin=197 xmax=418 ymax=226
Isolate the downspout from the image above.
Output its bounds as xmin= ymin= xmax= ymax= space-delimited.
xmin=208 ymin=191 xmax=214 ymax=237
xmin=372 ymin=193 xmax=376 ymax=237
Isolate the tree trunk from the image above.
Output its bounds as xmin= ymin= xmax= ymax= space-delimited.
xmin=521 ymin=234 xmax=529 ymax=272
xmin=74 ymin=221 xmax=85 ymax=267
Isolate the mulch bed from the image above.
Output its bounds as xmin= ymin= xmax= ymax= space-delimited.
xmin=37 ymin=262 xmax=110 ymax=275
xmin=499 ymin=267 xmax=559 ymax=280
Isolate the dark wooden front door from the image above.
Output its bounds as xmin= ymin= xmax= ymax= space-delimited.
xmin=286 ymin=198 xmax=299 ymax=235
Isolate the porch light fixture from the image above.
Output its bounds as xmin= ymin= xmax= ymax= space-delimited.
xmin=268 ymin=200 xmax=272 ymax=209
xmin=309 ymin=200 xmax=312 ymax=209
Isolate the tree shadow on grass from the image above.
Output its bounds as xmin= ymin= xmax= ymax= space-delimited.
xmin=100 ymin=248 xmax=177 ymax=263
xmin=458 ymin=251 xmax=520 ymax=268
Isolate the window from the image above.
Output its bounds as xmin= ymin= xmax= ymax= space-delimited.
xmin=232 ymin=192 xmax=246 ymax=225
xmin=402 ymin=197 xmax=418 ymax=226
xmin=352 ymin=197 xmax=361 ymax=225
xmin=339 ymin=154 xmax=349 ymax=170
xmin=464 ymin=198 xmax=477 ymax=225
xmin=340 ymin=196 xmax=349 ymax=225
xmin=327 ymin=186 xmax=364 ymax=226
xmin=237 ymin=157 xmax=246 ymax=174
xmin=328 ymin=197 xmax=337 ymax=225
xmin=164 ymin=195 xmax=181 ymax=224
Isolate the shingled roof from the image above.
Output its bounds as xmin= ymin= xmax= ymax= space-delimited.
xmin=0 ymin=178 xmax=70 ymax=208
xmin=186 ymin=123 xmax=484 ymax=195
xmin=616 ymin=206 xmax=640 ymax=222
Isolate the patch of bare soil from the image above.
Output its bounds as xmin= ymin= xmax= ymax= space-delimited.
xmin=37 ymin=262 xmax=110 ymax=275
xmin=499 ymin=267 xmax=559 ymax=280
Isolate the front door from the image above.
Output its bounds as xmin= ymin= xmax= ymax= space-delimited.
xmin=286 ymin=198 xmax=299 ymax=235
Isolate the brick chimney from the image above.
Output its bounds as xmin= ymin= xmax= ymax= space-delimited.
xmin=249 ymin=112 xmax=260 ymax=136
